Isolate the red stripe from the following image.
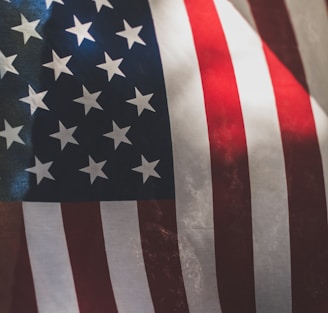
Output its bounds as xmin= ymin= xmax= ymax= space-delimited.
xmin=0 ymin=202 xmax=38 ymax=313
xmin=137 ymin=200 xmax=189 ymax=313
xmin=184 ymin=1 xmax=255 ymax=312
xmin=248 ymin=1 xmax=328 ymax=312
xmin=61 ymin=202 xmax=118 ymax=313
xmin=248 ymin=1 xmax=309 ymax=93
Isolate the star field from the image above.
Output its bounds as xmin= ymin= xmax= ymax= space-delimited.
xmin=0 ymin=0 xmax=174 ymax=201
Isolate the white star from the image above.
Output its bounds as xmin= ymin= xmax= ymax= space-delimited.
xmin=66 ymin=15 xmax=95 ymax=46
xmin=25 ymin=156 xmax=55 ymax=185
xmin=11 ymin=14 xmax=42 ymax=44
xmin=43 ymin=50 xmax=73 ymax=80
xmin=19 ymin=85 xmax=49 ymax=115
xmin=50 ymin=121 xmax=78 ymax=150
xmin=0 ymin=120 xmax=24 ymax=149
xmin=92 ymin=0 xmax=113 ymax=12
xmin=116 ymin=20 xmax=145 ymax=49
xmin=96 ymin=52 xmax=125 ymax=82
xmin=126 ymin=88 xmax=155 ymax=116
xmin=132 ymin=155 xmax=160 ymax=183
xmin=79 ymin=156 xmax=108 ymax=184
xmin=45 ymin=0 xmax=64 ymax=9
xmin=103 ymin=121 xmax=132 ymax=150
xmin=0 ymin=50 xmax=18 ymax=79
xmin=73 ymin=86 xmax=102 ymax=115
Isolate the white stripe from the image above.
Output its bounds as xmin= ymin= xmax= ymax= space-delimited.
xmin=148 ymin=1 xmax=222 ymax=312
xmin=22 ymin=202 xmax=79 ymax=313
xmin=310 ymin=98 xmax=328 ymax=224
xmin=284 ymin=0 xmax=328 ymax=222
xmin=284 ymin=0 xmax=328 ymax=114
xmin=214 ymin=1 xmax=292 ymax=313
xmin=100 ymin=201 xmax=155 ymax=313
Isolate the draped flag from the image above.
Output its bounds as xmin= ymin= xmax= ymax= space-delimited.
xmin=1 ymin=0 xmax=328 ymax=312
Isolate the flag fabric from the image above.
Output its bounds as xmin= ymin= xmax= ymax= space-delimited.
xmin=0 ymin=0 xmax=328 ymax=313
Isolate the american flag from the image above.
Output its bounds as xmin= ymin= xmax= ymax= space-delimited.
xmin=0 ymin=0 xmax=328 ymax=312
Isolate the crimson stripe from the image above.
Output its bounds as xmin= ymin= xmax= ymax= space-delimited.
xmin=137 ymin=200 xmax=189 ymax=313
xmin=184 ymin=1 xmax=255 ymax=312
xmin=0 ymin=202 xmax=37 ymax=313
xmin=248 ymin=1 xmax=309 ymax=93
xmin=248 ymin=1 xmax=328 ymax=312
xmin=61 ymin=202 xmax=118 ymax=313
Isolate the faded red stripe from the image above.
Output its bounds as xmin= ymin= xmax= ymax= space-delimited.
xmin=248 ymin=1 xmax=309 ymax=93
xmin=0 ymin=202 xmax=37 ymax=313
xmin=248 ymin=1 xmax=328 ymax=312
xmin=184 ymin=1 xmax=255 ymax=312
xmin=61 ymin=202 xmax=118 ymax=313
xmin=137 ymin=200 xmax=189 ymax=313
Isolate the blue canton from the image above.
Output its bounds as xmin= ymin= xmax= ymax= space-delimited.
xmin=0 ymin=0 xmax=175 ymax=201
